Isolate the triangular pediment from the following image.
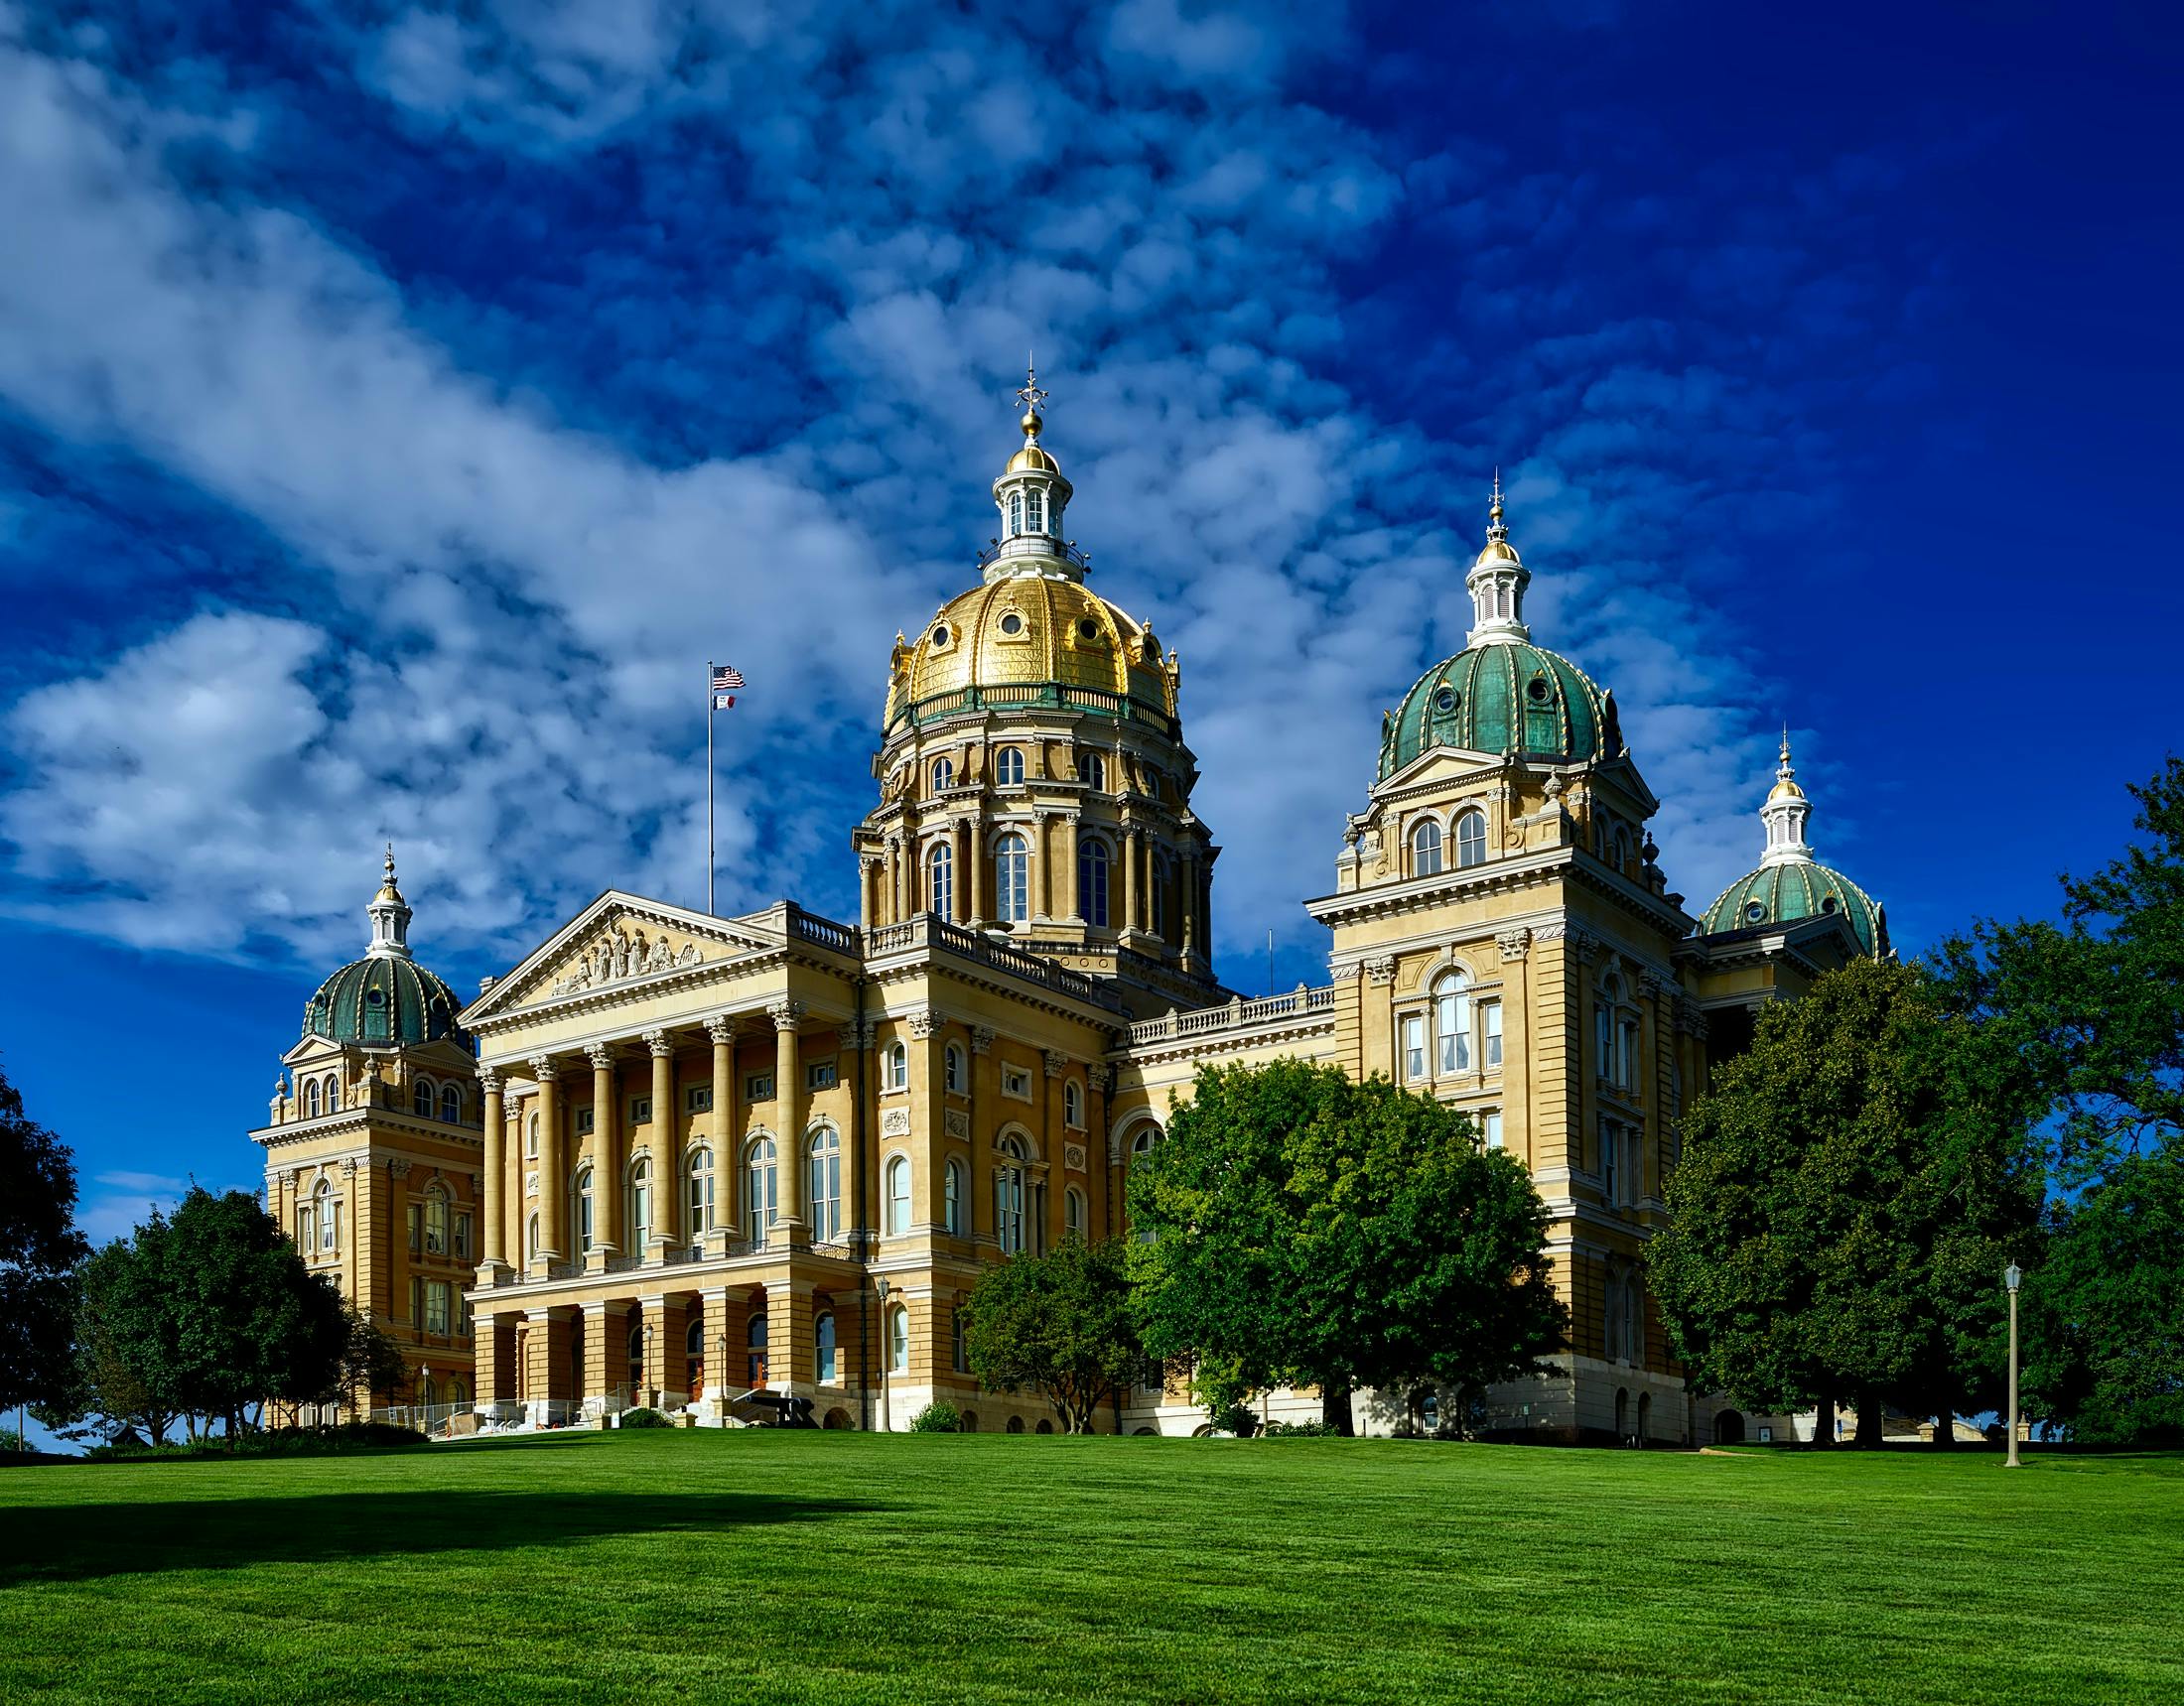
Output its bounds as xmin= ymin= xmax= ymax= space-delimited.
xmin=460 ymin=891 xmax=782 ymax=1025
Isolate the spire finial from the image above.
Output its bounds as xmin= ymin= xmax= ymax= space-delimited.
xmin=367 ymin=842 xmax=413 ymax=957
xmin=1486 ymin=468 xmax=1508 ymax=543
xmin=1016 ymin=354 xmax=1048 ymax=442
xmin=384 ymin=842 xmax=397 ymax=885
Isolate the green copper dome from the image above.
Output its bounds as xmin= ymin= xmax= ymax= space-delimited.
xmin=1700 ymin=861 xmax=1886 ymax=956
xmin=1379 ymin=642 xmax=1614 ymax=781
xmin=304 ymin=955 xmax=468 ymax=1047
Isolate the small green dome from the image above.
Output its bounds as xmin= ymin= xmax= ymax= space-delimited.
xmin=304 ymin=955 xmax=468 ymax=1047
xmin=1380 ymin=642 xmax=1614 ymax=780
xmin=1700 ymin=861 xmax=1886 ymax=956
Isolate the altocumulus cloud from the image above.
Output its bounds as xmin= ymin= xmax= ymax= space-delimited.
xmin=0 ymin=1 xmax=1914 ymax=979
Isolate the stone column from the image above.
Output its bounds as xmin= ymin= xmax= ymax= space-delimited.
xmin=535 ymin=1305 xmax=577 ymax=1422
xmin=910 ymin=1008 xmax=946 ymax=1226
xmin=476 ymin=1312 xmax=516 ymax=1415
xmin=1042 ymin=1050 xmax=1068 ymax=1252
xmin=770 ymin=1000 xmax=807 ymax=1247
xmin=698 ymin=1285 xmax=733 ymax=1417
xmin=969 ymin=1024 xmax=996 ymax=1242
xmin=638 ymin=1293 xmax=671 ymax=1405
xmin=1120 ymin=825 xmax=1140 ymax=934
xmin=1179 ymin=848 xmax=1199 ymax=959
xmin=858 ymin=853 xmax=880 ymax=929
xmin=964 ymin=821 xmax=984 ymax=926
xmin=706 ymin=1014 xmax=739 ymax=1252
xmin=582 ymin=1300 xmax=623 ymax=1414
xmin=532 ymin=1057 xmax=563 ymax=1268
xmin=1059 ymin=813 xmax=1081 ymax=922
xmin=479 ymin=1071 xmax=506 ymax=1274
xmin=1035 ymin=812 xmax=1055 ymax=919
xmin=586 ymin=1045 xmax=619 ymax=1268
xmin=648 ymin=1029 xmax=679 ymax=1253
xmin=766 ymin=1276 xmax=813 ymax=1396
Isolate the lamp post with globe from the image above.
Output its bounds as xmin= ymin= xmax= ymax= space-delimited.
xmin=2004 ymin=1260 xmax=2023 ymax=1468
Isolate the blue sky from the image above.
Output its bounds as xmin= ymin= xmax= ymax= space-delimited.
xmin=2 ymin=0 xmax=2180 ymax=1252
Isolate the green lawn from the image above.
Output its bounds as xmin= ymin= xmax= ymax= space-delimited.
xmin=1 ymin=1434 xmax=2178 ymax=1704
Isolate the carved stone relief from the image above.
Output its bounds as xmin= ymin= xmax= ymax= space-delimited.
xmin=549 ymin=921 xmax=704 ymax=997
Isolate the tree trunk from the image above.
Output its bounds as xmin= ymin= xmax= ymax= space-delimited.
xmin=1321 ymin=1380 xmax=1354 ymax=1436
xmin=1813 ymin=1390 xmax=1836 ymax=1449
xmin=1930 ymin=1405 xmax=1956 ymax=1449
xmin=1855 ymin=1390 xmax=1884 ymax=1449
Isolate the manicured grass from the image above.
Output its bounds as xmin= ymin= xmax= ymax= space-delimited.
xmin=2 ymin=1434 xmax=2179 ymax=1704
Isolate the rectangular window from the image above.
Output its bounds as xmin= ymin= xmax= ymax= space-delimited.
xmin=406 ymin=1203 xmax=422 ymax=1253
xmin=629 ymin=1095 xmax=652 ymax=1126
xmin=409 ymin=1276 xmax=423 ymax=1325
xmin=1483 ymin=1001 xmax=1503 ymax=1069
xmin=1482 ymin=1112 xmax=1504 ymax=1150
xmin=685 ymin=1085 xmax=713 ymax=1114
xmin=426 ymin=1280 xmax=450 ymax=1336
xmin=1403 ymin=1014 xmax=1427 ymax=1082
xmin=296 ymin=1210 xmax=311 ymax=1250
xmin=1001 ymin=1064 xmax=1032 ymax=1101
xmin=575 ymin=1106 xmax=596 ymax=1135
xmin=806 ymin=1061 xmax=838 ymax=1092
xmin=454 ymin=1213 xmax=472 ymax=1260
xmin=746 ymin=1072 xmax=775 ymax=1103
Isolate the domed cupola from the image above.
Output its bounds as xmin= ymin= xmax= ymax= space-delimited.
xmin=1378 ymin=481 xmax=1618 ymax=780
xmin=987 ymin=361 xmax=1075 ymax=576
xmin=1699 ymin=732 xmax=1888 ymax=955
xmin=303 ymin=848 xmax=470 ymax=1047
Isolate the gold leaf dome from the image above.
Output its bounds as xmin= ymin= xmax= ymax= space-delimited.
xmin=886 ymin=576 xmax=1176 ymax=729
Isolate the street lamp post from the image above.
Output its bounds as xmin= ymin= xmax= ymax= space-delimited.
xmin=2004 ymin=1260 xmax=2023 ymax=1469
xmin=875 ymin=1275 xmax=893 ymax=1434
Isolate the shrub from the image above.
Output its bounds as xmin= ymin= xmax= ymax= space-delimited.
xmin=86 ymin=1421 xmax=428 ymax=1459
xmin=908 ymin=1402 xmax=962 ymax=1433
xmin=1208 ymin=1402 xmax=1259 ymax=1438
xmin=1263 ymin=1419 xmax=1340 ymax=1438
xmin=618 ymin=1407 xmax=672 ymax=1429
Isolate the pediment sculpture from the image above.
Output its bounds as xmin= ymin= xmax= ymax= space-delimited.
xmin=549 ymin=921 xmax=704 ymax=997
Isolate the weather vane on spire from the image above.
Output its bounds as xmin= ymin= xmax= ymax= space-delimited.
xmin=1487 ymin=468 xmax=1508 ymax=541
xmin=1016 ymin=352 xmax=1048 ymax=430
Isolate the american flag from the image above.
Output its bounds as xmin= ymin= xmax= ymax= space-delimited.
xmin=711 ymin=663 xmax=744 ymax=710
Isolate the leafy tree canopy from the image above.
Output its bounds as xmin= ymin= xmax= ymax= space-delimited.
xmin=962 ymin=1237 xmax=1143 ymax=1434
xmin=0 ymin=1061 xmax=90 ymax=1416
xmin=1129 ymin=1060 xmax=1565 ymax=1432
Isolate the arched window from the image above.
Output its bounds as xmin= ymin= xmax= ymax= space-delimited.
xmin=629 ymin=1156 xmax=651 ymax=1250
xmin=1455 ymin=808 xmax=1488 ymax=868
xmin=413 ymin=1078 xmax=435 ymax=1117
xmin=440 ymin=1084 xmax=462 ymax=1123
xmin=745 ymin=1138 xmax=777 ymax=1244
xmin=1129 ymin=1126 xmax=1160 ymax=1242
xmin=424 ymin=1187 xmax=449 ymax=1255
xmin=807 ymin=1126 xmax=842 ymax=1243
xmin=1146 ymin=851 xmax=1165 ymax=938
xmin=1434 ymin=970 xmax=1473 ymax=1075
xmin=885 ymin=1041 xmax=908 ymax=1092
xmin=927 ymin=843 xmax=953 ymax=922
xmin=944 ymin=1157 xmax=965 ymax=1236
xmin=574 ymin=1167 xmax=595 ymax=1254
xmin=315 ymin=1179 xmax=338 ymax=1253
xmin=1026 ymin=487 xmax=1045 ymax=533
xmin=1413 ymin=819 xmax=1444 ymax=877
xmin=304 ymin=1078 xmax=321 ymax=1118
xmin=885 ymin=1155 xmax=911 ymax=1237
xmin=1082 ymin=751 xmax=1106 ymax=790
xmin=1612 ymin=826 xmax=1632 ymax=871
xmin=887 ymin=1304 xmax=909 ymax=1374
xmin=995 ymin=1137 xmax=1026 ymax=1253
xmin=526 ymin=1213 xmax=539 ymax=1263
xmin=1064 ymin=1187 xmax=1086 ymax=1241
xmin=686 ymin=1146 xmax=714 ymax=1236
xmin=1063 ymin=1079 xmax=1083 ymax=1127
xmin=685 ymin=1316 xmax=705 ymax=1394
xmin=816 ymin=1312 xmax=837 ymax=1384
xmin=932 ymin=756 xmax=954 ymax=792
xmin=627 ymin=1321 xmax=645 ymax=1386
xmin=995 ymin=832 xmax=1030 ymax=922
xmin=1078 ymin=837 xmax=1111 ymax=927
xmin=526 ymin=1112 xmax=540 ymax=1159
xmin=994 ymin=746 xmax=1024 ymax=787
xmin=944 ymin=1044 xmax=966 ymax=1095
xmin=1010 ymin=491 xmax=1024 ymax=534
xmin=748 ymin=1311 xmax=768 ymax=1386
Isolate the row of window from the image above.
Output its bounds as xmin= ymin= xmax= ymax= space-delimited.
xmin=1400 ymin=971 xmax=1505 ymax=1082
xmin=878 ymin=1042 xmax=1088 ymax=1125
xmin=409 ymin=1275 xmax=470 ymax=1337
xmin=297 ymin=1072 xmax=467 ymax=1123
xmin=1410 ymin=809 xmax=1490 ymax=877
xmin=923 ymin=836 xmax=1186 ymax=930
xmin=930 ymin=748 xmax=1109 ymax=793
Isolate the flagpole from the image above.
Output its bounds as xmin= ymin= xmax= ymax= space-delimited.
xmin=706 ymin=661 xmax=715 ymax=916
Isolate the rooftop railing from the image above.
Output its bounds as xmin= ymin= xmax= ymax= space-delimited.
xmin=1128 ymin=984 xmax=1338 ymax=1046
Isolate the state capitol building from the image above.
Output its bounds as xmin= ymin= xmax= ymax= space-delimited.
xmin=250 ymin=379 xmax=1887 ymax=1444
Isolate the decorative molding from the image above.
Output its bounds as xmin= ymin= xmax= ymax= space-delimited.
xmin=584 ymin=1043 xmax=616 ymax=1071
xmin=1529 ymin=921 xmax=1568 ymax=945
xmin=1496 ymin=928 xmax=1532 ymax=963
xmin=1064 ymin=1142 xmax=1088 ymax=1172
xmin=1042 ymin=1049 xmax=1068 ymax=1079
xmin=525 ymin=1171 xmax=539 ymax=1198
xmin=550 ymin=921 xmax=703 ymax=997
xmin=943 ymin=1109 xmax=971 ymax=1141
xmin=477 ymin=1070 xmax=503 ymax=1095
xmin=643 ymin=1029 xmax=673 ymax=1058
xmin=388 ymin=1158 xmax=413 ymax=1180
xmin=881 ymin=1108 xmax=912 ymax=1138
xmin=1086 ymin=1064 xmax=1112 ymax=1093
xmin=703 ymin=1014 xmax=740 ymax=1047
xmin=1574 ymin=929 xmax=1601 ymax=964
xmin=528 ymin=1055 xmax=559 ymax=1083
xmin=1364 ymin=955 xmax=1397 ymax=986
xmin=1331 ymin=960 xmax=1365 ymax=982
xmin=766 ymin=999 xmax=805 ymax=1032
xmin=906 ymin=1007 xmax=941 ymax=1040
xmin=970 ymin=1024 xmax=997 ymax=1056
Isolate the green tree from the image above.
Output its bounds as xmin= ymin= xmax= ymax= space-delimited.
xmin=0 ymin=1063 xmax=90 ymax=1422
xmin=1650 ymin=958 xmax=2044 ymax=1445
xmin=962 ymin=1237 xmax=1143 ymax=1433
xmin=63 ymin=1220 xmax=188 ymax=1445
xmin=1129 ymin=1061 xmax=1565 ymax=1435
xmin=323 ymin=1301 xmax=410 ymax=1420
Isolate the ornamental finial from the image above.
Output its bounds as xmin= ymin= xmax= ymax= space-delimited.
xmin=1486 ymin=468 xmax=1508 ymax=544
xmin=1016 ymin=352 xmax=1048 ymax=441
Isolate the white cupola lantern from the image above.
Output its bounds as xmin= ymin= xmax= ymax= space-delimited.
xmin=987 ymin=362 xmax=1077 ymax=578
xmin=365 ymin=844 xmax=414 ymax=959
xmin=1465 ymin=472 xmax=1532 ymax=646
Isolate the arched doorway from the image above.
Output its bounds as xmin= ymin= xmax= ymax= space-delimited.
xmin=1636 ymin=1392 xmax=1652 ymax=1442
xmin=823 ymin=1407 xmax=853 ymax=1430
xmin=1714 ymin=1409 xmax=1745 ymax=1446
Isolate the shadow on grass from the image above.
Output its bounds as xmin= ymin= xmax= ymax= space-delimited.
xmin=0 ymin=1489 xmax=881 ymax=1583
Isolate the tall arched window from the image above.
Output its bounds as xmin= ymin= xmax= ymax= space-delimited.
xmin=685 ymin=1316 xmax=705 ymax=1393
xmin=1151 ymin=852 xmax=1170 ymax=938
xmin=748 ymin=1311 xmax=768 ymax=1386
xmin=928 ymin=843 xmax=954 ymax=921
xmin=807 ymin=1126 xmax=842 ymax=1243
xmin=686 ymin=1146 xmax=714 ymax=1236
xmin=885 ymin=1041 xmax=908 ymax=1092
xmin=1455 ymin=808 xmax=1488 ymax=868
xmin=885 ymin=1154 xmax=911 ymax=1237
xmin=1026 ymin=487 xmax=1045 ymax=533
xmin=932 ymin=756 xmax=954 ymax=792
xmin=628 ymin=1156 xmax=651 ymax=1249
xmin=413 ymin=1078 xmax=436 ymax=1117
xmin=944 ymin=1044 xmax=966 ymax=1094
xmin=526 ymin=1112 xmax=540 ymax=1158
xmin=440 ymin=1084 xmax=462 ymax=1122
xmin=887 ymin=1304 xmax=909 ymax=1374
xmin=1078 ymin=837 xmax=1110 ymax=927
xmin=305 ymin=1079 xmax=321 ymax=1118
xmin=424 ymin=1187 xmax=449 ymax=1255
xmin=816 ymin=1312 xmax=838 ymax=1384
xmin=745 ymin=1137 xmax=777 ymax=1244
xmin=574 ymin=1167 xmax=595 ymax=1254
xmin=995 ymin=832 xmax=1030 ymax=922
xmin=626 ymin=1321 xmax=645 ymax=1387
xmin=1063 ymin=1079 xmax=1083 ymax=1127
xmin=315 ymin=1179 xmax=338 ymax=1253
xmin=1064 ymin=1186 xmax=1086 ymax=1240
xmin=994 ymin=746 xmax=1024 ymax=786
xmin=1082 ymin=751 xmax=1106 ymax=791
xmin=526 ymin=1213 xmax=539 ymax=1264
xmin=995 ymin=1137 xmax=1026 ymax=1253
xmin=323 ymin=1074 xmax=341 ymax=1114
xmin=1129 ymin=1126 xmax=1160 ymax=1243
xmin=1010 ymin=491 xmax=1024 ymax=534
xmin=944 ymin=1157 xmax=965 ymax=1236
xmin=1434 ymin=970 xmax=1474 ymax=1075
xmin=1413 ymin=819 xmax=1444 ymax=877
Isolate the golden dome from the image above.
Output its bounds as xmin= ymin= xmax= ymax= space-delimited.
xmin=1472 ymin=536 xmax=1523 ymax=571
xmin=1008 ymin=444 xmax=1060 ymax=475
xmin=887 ymin=576 xmax=1175 ymax=726
xmin=1767 ymin=775 xmax=1808 ymax=803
